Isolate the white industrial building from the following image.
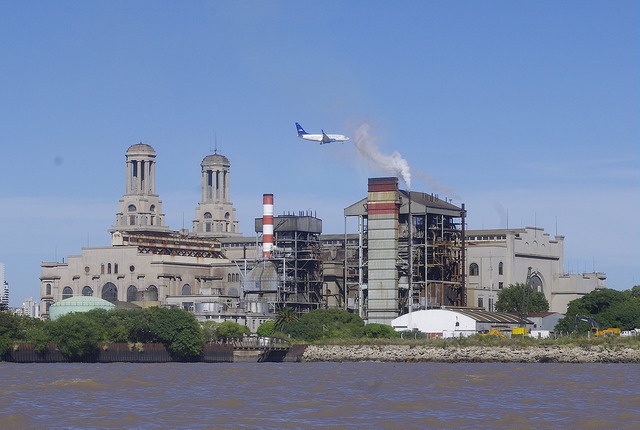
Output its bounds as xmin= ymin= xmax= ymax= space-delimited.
xmin=391 ymin=308 xmax=529 ymax=338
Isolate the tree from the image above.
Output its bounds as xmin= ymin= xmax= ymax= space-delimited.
xmin=145 ymin=307 xmax=204 ymax=361
xmin=565 ymin=288 xmax=628 ymax=316
xmin=256 ymin=320 xmax=277 ymax=337
xmin=47 ymin=312 xmax=104 ymax=361
xmin=274 ymin=306 xmax=298 ymax=332
xmin=0 ymin=312 xmax=23 ymax=357
xmin=495 ymin=283 xmax=549 ymax=313
xmin=216 ymin=321 xmax=250 ymax=340
xmin=555 ymin=288 xmax=640 ymax=333
xmin=360 ymin=323 xmax=399 ymax=339
xmin=201 ymin=320 xmax=250 ymax=342
xmin=282 ymin=308 xmax=364 ymax=341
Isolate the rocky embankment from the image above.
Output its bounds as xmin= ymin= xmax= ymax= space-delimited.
xmin=302 ymin=344 xmax=640 ymax=363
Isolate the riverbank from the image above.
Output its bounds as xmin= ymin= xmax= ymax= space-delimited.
xmin=301 ymin=344 xmax=640 ymax=363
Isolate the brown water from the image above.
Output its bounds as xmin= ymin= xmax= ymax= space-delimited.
xmin=1 ymin=362 xmax=638 ymax=429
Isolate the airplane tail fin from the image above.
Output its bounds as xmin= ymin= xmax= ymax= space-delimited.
xmin=295 ymin=122 xmax=307 ymax=135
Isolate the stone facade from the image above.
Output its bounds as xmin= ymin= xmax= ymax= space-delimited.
xmin=465 ymin=227 xmax=605 ymax=313
xmin=40 ymin=144 xmax=242 ymax=319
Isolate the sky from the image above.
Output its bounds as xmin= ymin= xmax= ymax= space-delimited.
xmin=1 ymin=1 xmax=638 ymax=307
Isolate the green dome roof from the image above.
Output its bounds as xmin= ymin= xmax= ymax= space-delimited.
xmin=49 ymin=296 xmax=116 ymax=320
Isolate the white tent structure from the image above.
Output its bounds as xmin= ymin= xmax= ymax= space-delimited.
xmin=391 ymin=308 xmax=528 ymax=338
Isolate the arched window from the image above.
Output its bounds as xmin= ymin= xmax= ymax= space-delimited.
xmin=82 ymin=286 xmax=93 ymax=296
xmin=128 ymin=204 xmax=137 ymax=212
xmin=46 ymin=283 xmax=52 ymax=296
xmin=224 ymin=212 xmax=230 ymax=220
xmin=150 ymin=204 xmax=156 ymax=212
xmin=127 ymin=285 xmax=137 ymax=302
xmin=62 ymin=286 xmax=73 ymax=300
xmin=498 ymin=262 xmax=503 ymax=275
xmin=102 ymin=282 xmax=118 ymax=302
xmin=530 ymin=274 xmax=544 ymax=293
xmin=182 ymin=284 xmax=191 ymax=295
xmin=227 ymin=274 xmax=232 ymax=282
xmin=107 ymin=263 xmax=112 ymax=274
xmin=204 ymin=212 xmax=212 ymax=219
xmin=101 ymin=264 xmax=105 ymax=274
xmin=147 ymin=285 xmax=158 ymax=301
xmin=469 ymin=263 xmax=479 ymax=276
xmin=114 ymin=263 xmax=118 ymax=274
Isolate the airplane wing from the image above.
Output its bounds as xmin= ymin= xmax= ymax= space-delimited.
xmin=321 ymin=130 xmax=332 ymax=144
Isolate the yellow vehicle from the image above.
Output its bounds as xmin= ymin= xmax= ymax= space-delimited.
xmin=593 ymin=327 xmax=621 ymax=336
xmin=574 ymin=315 xmax=620 ymax=337
xmin=512 ymin=327 xmax=529 ymax=336
xmin=480 ymin=329 xmax=506 ymax=338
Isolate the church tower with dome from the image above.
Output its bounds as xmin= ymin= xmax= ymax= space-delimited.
xmin=192 ymin=151 xmax=241 ymax=237
xmin=111 ymin=143 xmax=170 ymax=234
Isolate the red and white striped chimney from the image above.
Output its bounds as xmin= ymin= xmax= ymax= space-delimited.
xmin=262 ymin=194 xmax=274 ymax=258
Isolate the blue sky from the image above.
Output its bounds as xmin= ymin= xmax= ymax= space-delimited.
xmin=1 ymin=1 xmax=638 ymax=307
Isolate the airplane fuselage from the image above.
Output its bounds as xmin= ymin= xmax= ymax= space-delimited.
xmin=295 ymin=122 xmax=349 ymax=144
xmin=298 ymin=133 xmax=349 ymax=144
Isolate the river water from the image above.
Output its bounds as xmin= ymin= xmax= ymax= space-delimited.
xmin=1 ymin=362 xmax=638 ymax=429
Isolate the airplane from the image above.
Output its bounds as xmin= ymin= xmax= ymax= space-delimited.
xmin=295 ymin=122 xmax=349 ymax=144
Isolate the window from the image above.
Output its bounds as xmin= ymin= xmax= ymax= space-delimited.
xmin=498 ymin=282 xmax=503 ymax=290
xmin=107 ymin=263 xmax=112 ymax=274
xmin=204 ymin=212 xmax=212 ymax=219
xmin=127 ymin=285 xmax=137 ymax=302
xmin=498 ymin=262 xmax=503 ymax=275
xmin=130 ymin=265 xmax=135 ymax=272
xmin=82 ymin=286 xmax=93 ymax=296
xmin=530 ymin=274 xmax=543 ymax=293
xmin=62 ymin=286 xmax=73 ymax=300
xmin=114 ymin=264 xmax=118 ymax=274
xmin=182 ymin=284 xmax=191 ymax=295
xmin=478 ymin=297 xmax=484 ymax=308
xmin=129 ymin=215 xmax=136 ymax=225
xmin=128 ymin=204 xmax=136 ymax=212
xmin=46 ymin=283 xmax=52 ymax=296
xmin=147 ymin=285 xmax=158 ymax=301
xmin=101 ymin=264 xmax=105 ymax=274
xmin=469 ymin=263 xmax=479 ymax=276
xmin=102 ymin=282 xmax=118 ymax=302
xmin=488 ymin=298 xmax=494 ymax=312
xmin=150 ymin=204 xmax=155 ymax=212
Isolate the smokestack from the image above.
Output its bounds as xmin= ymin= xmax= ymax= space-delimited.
xmin=262 ymin=194 xmax=274 ymax=258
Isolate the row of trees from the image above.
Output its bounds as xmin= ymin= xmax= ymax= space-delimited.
xmin=555 ymin=287 xmax=640 ymax=333
xmin=1 ymin=307 xmax=211 ymax=361
xmin=260 ymin=307 xmax=398 ymax=341
xmin=1 ymin=306 xmax=399 ymax=361
xmin=495 ymin=281 xmax=640 ymax=333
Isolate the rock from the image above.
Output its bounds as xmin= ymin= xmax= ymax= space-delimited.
xmin=301 ymin=345 xmax=640 ymax=363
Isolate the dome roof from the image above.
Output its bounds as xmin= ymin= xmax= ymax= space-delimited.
xmin=49 ymin=296 xmax=116 ymax=320
xmin=126 ymin=142 xmax=156 ymax=155
xmin=202 ymin=153 xmax=230 ymax=167
xmin=244 ymin=261 xmax=278 ymax=292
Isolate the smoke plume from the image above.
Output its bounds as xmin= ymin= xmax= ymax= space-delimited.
xmin=353 ymin=122 xmax=412 ymax=188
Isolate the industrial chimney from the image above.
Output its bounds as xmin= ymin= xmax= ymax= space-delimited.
xmin=262 ymin=194 xmax=274 ymax=258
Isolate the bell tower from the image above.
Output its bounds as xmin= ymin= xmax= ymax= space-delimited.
xmin=111 ymin=143 xmax=170 ymax=234
xmin=193 ymin=152 xmax=240 ymax=237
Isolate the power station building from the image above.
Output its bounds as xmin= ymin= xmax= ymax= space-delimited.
xmin=40 ymin=144 xmax=605 ymax=326
xmin=40 ymin=144 xmax=242 ymax=319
